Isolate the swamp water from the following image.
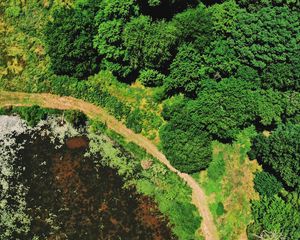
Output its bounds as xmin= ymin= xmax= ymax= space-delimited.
xmin=0 ymin=116 xmax=176 ymax=240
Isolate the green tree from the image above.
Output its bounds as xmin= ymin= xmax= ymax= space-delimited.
xmin=165 ymin=44 xmax=203 ymax=97
xmin=261 ymin=55 xmax=300 ymax=91
xmin=139 ymin=69 xmax=165 ymax=87
xmin=248 ymin=196 xmax=300 ymax=240
xmin=191 ymin=79 xmax=258 ymax=140
xmin=44 ymin=6 xmax=99 ymax=79
xmin=232 ymin=7 xmax=300 ymax=81
xmin=123 ymin=16 xmax=178 ymax=71
xmin=172 ymin=4 xmax=212 ymax=49
xmin=250 ymin=124 xmax=300 ymax=189
xmin=254 ymin=171 xmax=283 ymax=197
xmin=160 ymin=119 xmax=212 ymax=173
xmin=93 ymin=0 xmax=140 ymax=78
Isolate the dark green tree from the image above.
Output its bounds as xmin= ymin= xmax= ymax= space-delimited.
xmin=44 ymin=7 xmax=99 ymax=79
xmin=232 ymin=6 xmax=300 ymax=88
xmin=165 ymin=44 xmax=203 ymax=97
xmin=172 ymin=4 xmax=212 ymax=49
xmin=254 ymin=171 xmax=283 ymax=197
xmin=160 ymin=117 xmax=212 ymax=173
xmin=250 ymin=124 xmax=300 ymax=189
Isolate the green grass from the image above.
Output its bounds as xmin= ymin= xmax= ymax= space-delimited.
xmin=195 ymin=127 xmax=260 ymax=240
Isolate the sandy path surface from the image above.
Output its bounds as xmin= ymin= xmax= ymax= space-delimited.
xmin=0 ymin=91 xmax=219 ymax=240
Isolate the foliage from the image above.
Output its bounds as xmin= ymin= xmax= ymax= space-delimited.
xmin=207 ymin=151 xmax=225 ymax=181
xmin=216 ymin=202 xmax=225 ymax=217
xmin=172 ymin=4 xmax=212 ymax=49
xmin=190 ymin=79 xmax=258 ymax=140
xmin=139 ymin=69 xmax=165 ymax=87
xmin=125 ymin=108 xmax=143 ymax=133
xmin=44 ymin=6 xmax=99 ymax=79
xmin=250 ymin=124 xmax=300 ymax=189
xmin=249 ymin=196 xmax=300 ymax=240
xmin=232 ymin=6 xmax=300 ymax=90
xmin=123 ymin=16 xmax=177 ymax=71
xmin=165 ymin=44 xmax=203 ymax=96
xmin=64 ymin=110 xmax=88 ymax=127
xmin=2 ymin=1 xmax=300 ymax=238
xmin=201 ymin=130 xmax=260 ymax=240
xmin=254 ymin=171 xmax=283 ymax=197
xmin=12 ymin=105 xmax=49 ymax=126
xmin=160 ymin=104 xmax=212 ymax=172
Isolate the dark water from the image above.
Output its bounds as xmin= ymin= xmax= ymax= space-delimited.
xmin=13 ymin=129 xmax=176 ymax=240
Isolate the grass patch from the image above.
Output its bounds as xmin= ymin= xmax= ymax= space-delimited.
xmin=197 ymin=127 xmax=260 ymax=240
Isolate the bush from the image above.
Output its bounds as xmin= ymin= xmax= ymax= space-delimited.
xmin=139 ymin=69 xmax=165 ymax=87
xmin=254 ymin=171 xmax=282 ymax=197
xmin=105 ymin=97 xmax=131 ymax=120
xmin=125 ymin=108 xmax=143 ymax=133
xmin=216 ymin=202 xmax=225 ymax=216
xmin=5 ymin=6 xmax=21 ymax=17
xmin=64 ymin=110 xmax=88 ymax=128
xmin=207 ymin=152 xmax=225 ymax=181
xmin=14 ymin=105 xmax=48 ymax=126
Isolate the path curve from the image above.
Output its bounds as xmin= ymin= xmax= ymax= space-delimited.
xmin=0 ymin=91 xmax=219 ymax=240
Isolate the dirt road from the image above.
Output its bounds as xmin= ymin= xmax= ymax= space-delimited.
xmin=0 ymin=91 xmax=219 ymax=240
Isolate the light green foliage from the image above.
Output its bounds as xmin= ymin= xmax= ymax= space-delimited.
xmin=139 ymin=69 xmax=165 ymax=87
xmin=237 ymin=0 xmax=300 ymax=11
xmin=249 ymin=196 xmax=300 ymax=240
xmin=201 ymin=128 xmax=259 ymax=240
xmin=0 ymin=123 xmax=31 ymax=239
xmin=93 ymin=0 xmax=139 ymax=78
xmin=207 ymin=151 xmax=225 ymax=181
xmin=209 ymin=0 xmax=239 ymax=35
xmin=94 ymin=19 xmax=125 ymax=60
xmin=5 ymin=6 xmax=21 ymax=17
xmin=96 ymin=0 xmax=139 ymax=22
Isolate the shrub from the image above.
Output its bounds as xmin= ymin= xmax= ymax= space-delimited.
xmin=64 ymin=110 xmax=88 ymax=128
xmin=207 ymin=152 xmax=225 ymax=181
xmin=139 ymin=69 xmax=165 ymax=87
xmin=216 ymin=202 xmax=225 ymax=216
xmin=125 ymin=108 xmax=143 ymax=133
xmin=14 ymin=105 xmax=48 ymax=126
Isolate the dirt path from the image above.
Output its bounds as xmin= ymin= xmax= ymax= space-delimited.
xmin=0 ymin=91 xmax=219 ymax=240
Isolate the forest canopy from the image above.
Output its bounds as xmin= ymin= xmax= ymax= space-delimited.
xmin=1 ymin=0 xmax=300 ymax=239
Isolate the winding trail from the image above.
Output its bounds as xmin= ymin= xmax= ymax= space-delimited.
xmin=0 ymin=91 xmax=219 ymax=240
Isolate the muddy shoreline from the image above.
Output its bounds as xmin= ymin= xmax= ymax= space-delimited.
xmin=0 ymin=116 xmax=176 ymax=240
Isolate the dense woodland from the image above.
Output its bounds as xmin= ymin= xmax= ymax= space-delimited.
xmin=1 ymin=0 xmax=300 ymax=239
